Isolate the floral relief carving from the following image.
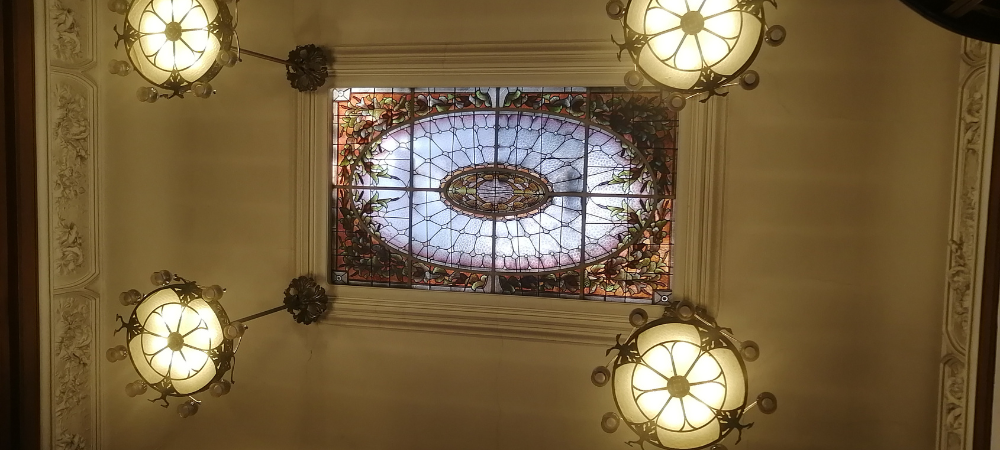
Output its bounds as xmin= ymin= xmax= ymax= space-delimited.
xmin=50 ymin=0 xmax=83 ymax=63
xmin=45 ymin=0 xmax=98 ymax=445
xmin=962 ymin=38 xmax=989 ymax=66
xmin=52 ymin=297 xmax=93 ymax=450
xmin=53 ymin=83 xmax=91 ymax=199
xmin=51 ymin=83 xmax=91 ymax=277
xmin=56 ymin=432 xmax=87 ymax=450
xmin=54 ymin=219 xmax=85 ymax=275
xmin=941 ymin=356 xmax=967 ymax=450
xmin=945 ymin=66 xmax=987 ymax=354
xmin=938 ymin=39 xmax=992 ymax=450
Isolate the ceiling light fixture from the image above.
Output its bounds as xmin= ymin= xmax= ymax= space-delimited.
xmin=592 ymin=300 xmax=776 ymax=450
xmin=606 ymin=0 xmax=785 ymax=110
xmin=107 ymin=0 xmax=330 ymax=102
xmin=106 ymin=271 xmax=328 ymax=417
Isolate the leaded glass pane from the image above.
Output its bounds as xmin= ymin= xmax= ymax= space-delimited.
xmin=331 ymin=87 xmax=676 ymax=301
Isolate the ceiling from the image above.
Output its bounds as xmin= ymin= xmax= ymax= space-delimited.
xmin=91 ymin=1 xmax=965 ymax=449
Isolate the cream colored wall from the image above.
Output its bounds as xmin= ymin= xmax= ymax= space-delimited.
xmin=722 ymin=1 xmax=961 ymax=449
xmin=99 ymin=1 xmax=960 ymax=450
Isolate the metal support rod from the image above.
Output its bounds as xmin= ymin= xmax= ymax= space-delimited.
xmin=239 ymin=48 xmax=290 ymax=66
xmin=695 ymin=314 xmax=743 ymax=345
xmin=718 ymin=328 xmax=741 ymax=345
xmin=233 ymin=305 xmax=286 ymax=324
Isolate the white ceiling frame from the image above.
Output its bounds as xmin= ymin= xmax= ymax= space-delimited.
xmin=937 ymin=38 xmax=999 ymax=450
xmin=36 ymin=0 xmax=103 ymax=448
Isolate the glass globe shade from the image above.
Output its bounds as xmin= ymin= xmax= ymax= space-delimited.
xmin=127 ymin=286 xmax=228 ymax=395
xmin=611 ymin=321 xmax=747 ymax=450
xmin=122 ymin=0 xmax=234 ymax=95
xmin=622 ymin=0 xmax=765 ymax=93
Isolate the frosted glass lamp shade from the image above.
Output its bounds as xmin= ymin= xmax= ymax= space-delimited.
xmin=118 ymin=0 xmax=234 ymax=97
xmin=612 ymin=322 xmax=746 ymax=449
xmin=109 ymin=273 xmax=326 ymax=417
xmin=599 ymin=303 xmax=769 ymax=450
xmin=612 ymin=0 xmax=776 ymax=95
xmin=120 ymin=281 xmax=234 ymax=402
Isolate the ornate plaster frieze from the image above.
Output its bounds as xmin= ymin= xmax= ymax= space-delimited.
xmin=51 ymin=294 xmax=97 ymax=450
xmin=937 ymin=38 xmax=995 ymax=450
xmin=48 ymin=0 xmax=94 ymax=67
xmin=41 ymin=0 xmax=101 ymax=448
xmin=50 ymin=75 xmax=97 ymax=289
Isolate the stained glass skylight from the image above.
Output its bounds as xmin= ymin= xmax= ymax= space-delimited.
xmin=331 ymin=87 xmax=676 ymax=301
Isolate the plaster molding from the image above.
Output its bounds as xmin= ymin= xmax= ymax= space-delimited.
xmin=296 ymin=52 xmax=730 ymax=343
xmin=48 ymin=77 xmax=97 ymax=290
xmin=331 ymin=40 xmax=632 ymax=87
xmin=48 ymin=0 xmax=94 ymax=68
xmin=295 ymin=91 xmax=328 ymax=279
xmin=39 ymin=0 xmax=101 ymax=448
xmin=674 ymin=97 xmax=728 ymax=316
xmin=326 ymin=288 xmax=657 ymax=346
xmin=937 ymin=39 xmax=998 ymax=450
xmin=51 ymin=293 xmax=98 ymax=450
xmin=50 ymin=76 xmax=98 ymax=288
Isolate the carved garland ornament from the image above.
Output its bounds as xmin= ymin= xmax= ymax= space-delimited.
xmin=51 ymin=83 xmax=91 ymax=276
xmin=49 ymin=0 xmax=84 ymax=63
xmin=45 ymin=0 xmax=98 ymax=447
xmin=52 ymin=297 xmax=93 ymax=450
xmin=938 ymin=38 xmax=992 ymax=450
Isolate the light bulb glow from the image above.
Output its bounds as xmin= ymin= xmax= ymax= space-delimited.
xmin=122 ymin=0 xmax=232 ymax=95
xmin=620 ymin=0 xmax=768 ymax=93
xmin=644 ymin=8 xmax=679 ymax=34
xmin=127 ymin=285 xmax=228 ymax=396
xmin=137 ymin=0 xmax=215 ymax=71
xmin=629 ymin=340 xmax=726 ymax=432
xmin=611 ymin=320 xmax=748 ymax=450
xmin=659 ymin=0 xmax=688 ymax=15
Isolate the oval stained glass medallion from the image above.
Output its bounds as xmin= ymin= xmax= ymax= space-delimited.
xmin=333 ymin=88 xmax=676 ymax=300
xmin=440 ymin=164 xmax=553 ymax=219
